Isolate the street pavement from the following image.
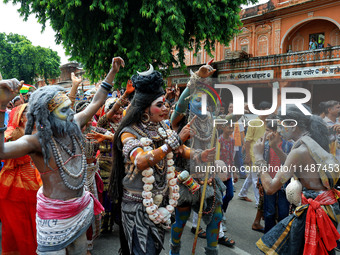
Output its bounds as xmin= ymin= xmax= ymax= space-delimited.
xmin=2 ymin=180 xmax=339 ymax=254
xmin=92 ymin=179 xmax=264 ymax=255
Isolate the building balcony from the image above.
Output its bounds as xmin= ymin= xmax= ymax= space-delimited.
xmin=218 ymin=46 xmax=340 ymax=71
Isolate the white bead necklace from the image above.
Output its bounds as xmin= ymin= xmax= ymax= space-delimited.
xmin=140 ymin=136 xmax=180 ymax=226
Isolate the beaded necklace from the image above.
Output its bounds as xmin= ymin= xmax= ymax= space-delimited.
xmin=131 ymin=121 xmax=180 ymax=226
xmin=134 ymin=121 xmax=168 ymax=142
xmin=83 ymin=126 xmax=98 ymax=159
xmin=192 ymin=114 xmax=213 ymax=142
xmin=132 ymin=122 xmax=168 ymax=173
xmin=50 ymin=135 xmax=87 ymax=190
xmin=109 ymin=121 xmax=120 ymax=133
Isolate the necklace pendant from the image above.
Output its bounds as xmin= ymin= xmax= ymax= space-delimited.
xmin=150 ymin=131 xmax=160 ymax=139
xmin=153 ymin=194 xmax=163 ymax=206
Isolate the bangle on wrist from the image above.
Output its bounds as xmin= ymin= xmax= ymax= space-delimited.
xmin=192 ymin=149 xmax=203 ymax=162
xmin=117 ymin=97 xmax=128 ymax=107
xmin=103 ymin=79 xmax=114 ymax=86
xmin=178 ymin=136 xmax=183 ymax=146
xmin=255 ymin=159 xmax=266 ymax=177
xmin=116 ymin=99 xmax=123 ymax=107
xmin=101 ymin=81 xmax=113 ymax=92
xmin=198 ymin=151 xmax=202 ymax=161
xmin=165 ymin=136 xmax=180 ymax=151
xmin=0 ymin=125 xmax=7 ymax=133
xmin=164 ymin=130 xmax=181 ymax=151
xmin=188 ymin=70 xmax=201 ymax=87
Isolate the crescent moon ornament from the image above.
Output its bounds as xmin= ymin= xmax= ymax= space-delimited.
xmin=137 ymin=64 xmax=154 ymax=76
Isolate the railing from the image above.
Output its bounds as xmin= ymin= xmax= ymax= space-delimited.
xmin=168 ymin=46 xmax=340 ymax=77
xmin=217 ymin=46 xmax=340 ymax=71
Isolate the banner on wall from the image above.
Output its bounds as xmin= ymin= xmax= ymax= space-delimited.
xmin=282 ymin=65 xmax=340 ymax=79
xmin=218 ymin=70 xmax=274 ymax=81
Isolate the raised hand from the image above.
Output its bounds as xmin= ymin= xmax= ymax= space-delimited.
xmin=178 ymin=115 xmax=197 ymax=143
xmin=201 ymin=147 xmax=216 ymax=162
xmin=196 ymin=59 xmax=216 ymax=78
xmin=332 ymin=124 xmax=340 ymax=134
xmin=166 ymin=87 xmax=173 ymax=95
xmin=268 ymin=131 xmax=281 ymax=149
xmin=86 ymin=130 xmax=112 ymax=143
xmin=111 ymin=57 xmax=125 ymax=74
xmin=104 ymin=57 xmax=125 ymax=85
xmin=254 ymin=135 xmax=266 ymax=161
xmin=175 ymin=87 xmax=180 ymax=97
xmin=125 ymin=80 xmax=135 ymax=94
xmin=71 ymin=72 xmax=82 ymax=86
xmin=0 ymin=79 xmax=23 ymax=108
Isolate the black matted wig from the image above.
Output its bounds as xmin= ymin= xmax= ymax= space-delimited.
xmin=109 ymin=71 xmax=165 ymax=202
xmin=278 ymin=104 xmax=330 ymax=152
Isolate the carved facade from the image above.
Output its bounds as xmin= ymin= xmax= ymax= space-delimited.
xmin=169 ymin=0 xmax=340 ymax=110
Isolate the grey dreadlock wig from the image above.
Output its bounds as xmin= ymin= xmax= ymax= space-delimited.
xmin=25 ymin=85 xmax=82 ymax=165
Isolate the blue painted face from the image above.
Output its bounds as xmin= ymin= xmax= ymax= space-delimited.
xmin=190 ymin=92 xmax=205 ymax=117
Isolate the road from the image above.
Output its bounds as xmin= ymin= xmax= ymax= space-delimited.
xmin=92 ymin=180 xmax=264 ymax=255
xmin=2 ymin=180 xmax=339 ymax=254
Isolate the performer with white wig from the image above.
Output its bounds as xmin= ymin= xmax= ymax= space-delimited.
xmin=0 ymin=57 xmax=124 ymax=254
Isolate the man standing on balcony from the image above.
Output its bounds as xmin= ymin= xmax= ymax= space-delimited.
xmin=309 ymin=37 xmax=318 ymax=50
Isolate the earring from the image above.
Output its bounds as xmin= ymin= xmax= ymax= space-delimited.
xmin=141 ymin=113 xmax=150 ymax=123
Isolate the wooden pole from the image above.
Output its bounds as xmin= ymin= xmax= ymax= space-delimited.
xmin=191 ymin=125 xmax=216 ymax=255
xmin=191 ymin=114 xmax=234 ymax=254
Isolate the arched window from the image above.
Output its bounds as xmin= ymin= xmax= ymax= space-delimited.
xmin=240 ymin=38 xmax=249 ymax=53
xmin=224 ymin=47 xmax=231 ymax=59
xmin=184 ymin=50 xmax=190 ymax=66
xmin=195 ymin=52 xmax=201 ymax=64
xmin=257 ymin=35 xmax=268 ymax=56
xmin=292 ymin=34 xmax=304 ymax=52
xmin=330 ymin=28 xmax=340 ymax=46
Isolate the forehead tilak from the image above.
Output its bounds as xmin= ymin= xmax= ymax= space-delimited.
xmin=48 ymin=91 xmax=69 ymax=112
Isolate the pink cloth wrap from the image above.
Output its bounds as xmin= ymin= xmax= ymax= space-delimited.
xmin=37 ymin=188 xmax=104 ymax=220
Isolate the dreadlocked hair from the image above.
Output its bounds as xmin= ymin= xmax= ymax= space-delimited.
xmin=278 ymin=104 xmax=330 ymax=152
xmin=131 ymin=71 xmax=164 ymax=94
xmin=25 ymin=85 xmax=65 ymax=165
xmin=108 ymin=105 xmax=144 ymax=201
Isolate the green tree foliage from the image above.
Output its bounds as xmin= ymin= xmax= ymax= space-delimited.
xmin=5 ymin=0 xmax=257 ymax=85
xmin=0 ymin=32 xmax=61 ymax=84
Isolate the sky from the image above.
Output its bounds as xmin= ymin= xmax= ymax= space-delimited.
xmin=0 ymin=0 xmax=268 ymax=65
xmin=0 ymin=1 xmax=70 ymax=64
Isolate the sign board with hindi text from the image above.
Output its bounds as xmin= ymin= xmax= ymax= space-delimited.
xmin=282 ymin=65 xmax=340 ymax=79
xmin=218 ymin=70 xmax=274 ymax=82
